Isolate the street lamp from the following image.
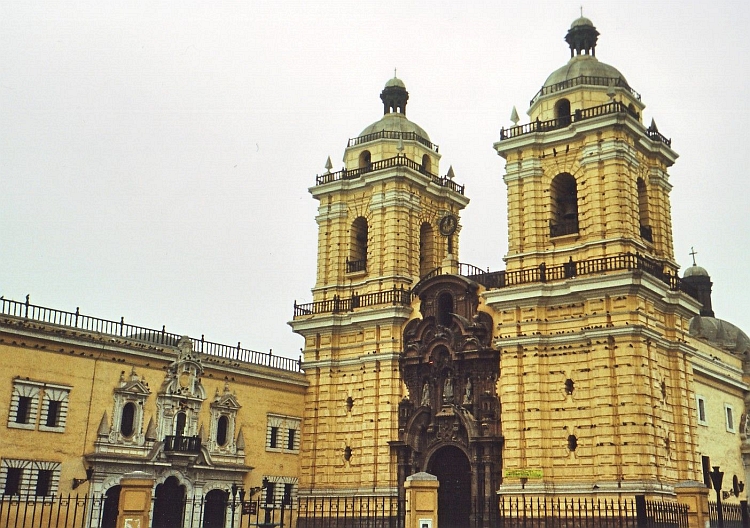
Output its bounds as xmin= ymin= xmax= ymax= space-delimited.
xmin=709 ymin=466 xmax=724 ymax=528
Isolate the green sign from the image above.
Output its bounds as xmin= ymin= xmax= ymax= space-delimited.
xmin=503 ymin=469 xmax=543 ymax=479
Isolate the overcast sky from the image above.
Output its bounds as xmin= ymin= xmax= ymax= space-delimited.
xmin=2 ymin=1 xmax=749 ymax=360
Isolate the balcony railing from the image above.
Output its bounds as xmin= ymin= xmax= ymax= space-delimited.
xmin=315 ymin=155 xmax=465 ymax=195
xmin=346 ymin=259 xmax=367 ymax=273
xmin=347 ymin=130 xmax=438 ymax=151
xmin=529 ymin=75 xmax=642 ymax=106
xmin=0 ymin=296 xmax=303 ymax=373
xmin=499 ymin=101 xmax=642 ymax=141
xmin=646 ymin=127 xmax=672 ymax=147
xmin=550 ymin=219 xmax=579 ymax=238
xmin=163 ymin=435 xmax=201 ymax=453
xmin=293 ymin=286 xmax=412 ymax=317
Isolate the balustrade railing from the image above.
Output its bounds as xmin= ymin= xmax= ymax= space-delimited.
xmin=0 ymin=296 xmax=303 ymax=373
xmin=348 ymin=129 xmax=438 ymax=151
xmin=529 ymin=74 xmax=642 ymax=106
xmin=163 ymin=435 xmax=201 ymax=453
xmin=315 ymin=155 xmax=464 ymax=195
xmin=499 ymin=101 xmax=643 ymax=141
xmin=346 ymin=259 xmax=366 ymax=273
xmin=293 ymin=287 xmax=412 ymax=317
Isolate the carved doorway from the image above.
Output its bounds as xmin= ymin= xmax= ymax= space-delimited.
xmin=202 ymin=489 xmax=228 ymax=528
xmin=101 ymin=485 xmax=121 ymax=528
xmin=429 ymin=445 xmax=471 ymax=528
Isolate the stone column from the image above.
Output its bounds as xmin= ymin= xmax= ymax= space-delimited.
xmin=404 ymin=472 xmax=439 ymax=528
xmin=116 ymin=471 xmax=154 ymax=528
xmin=675 ymin=480 xmax=710 ymax=528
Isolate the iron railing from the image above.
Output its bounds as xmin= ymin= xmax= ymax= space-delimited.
xmin=0 ymin=296 xmax=303 ymax=373
xmin=709 ymin=500 xmax=749 ymax=528
xmin=497 ymin=495 xmax=689 ymax=528
xmin=163 ymin=435 xmax=202 ymax=453
xmin=297 ymin=495 xmax=404 ymax=528
xmin=529 ymin=74 xmax=642 ymax=106
xmin=293 ymin=286 xmax=412 ymax=317
xmin=315 ymin=155 xmax=464 ymax=195
xmin=0 ymin=494 xmax=106 ymax=528
xmin=348 ymin=130 xmax=438 ymax=151
xmin=647 ymin=127 xmax=673 ymax=147
xmin=346 ymin=259 xmax=367 ymax=273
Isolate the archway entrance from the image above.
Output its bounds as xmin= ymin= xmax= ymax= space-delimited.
xmin=101 ymin=485 xmax=121 ymax=528
xmin=152 ymin=476 xmax=186 ymax=528
xmin=202 ymin=489 xmax=228 ymax=528
xmin=428 ymin=445 xmax=471 ymax=528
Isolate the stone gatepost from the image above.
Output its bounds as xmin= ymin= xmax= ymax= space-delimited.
xmin=675 ymin=480 xmax=710 ymax=528
xmin=404 ymin=472 xmax=439 ymax=528
xmin=116 ymin=471 xmax=155 ymax=528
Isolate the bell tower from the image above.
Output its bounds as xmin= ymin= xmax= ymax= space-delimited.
xmin=290 ymin=77 xmax=469 ymax=497
xmin=487 ymin=18 xmax=703 ymax=500
xmin=494 ymin=17 xmax=678 ymax=274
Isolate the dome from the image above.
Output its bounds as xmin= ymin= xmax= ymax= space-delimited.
xmin=359 ymin=112 xmax=431 ymax=141
xmin=385 ymin=76 xmax=406 ymax=89
xmin=684 ymin=264 xmax=709 ymax=278
xmin=543 ymin=55 xmax=628 ymax=88
xmin=571 ymin=16 xmax=594 ymax=28
xmin=689 ymin=316 xmax=750 ymax=357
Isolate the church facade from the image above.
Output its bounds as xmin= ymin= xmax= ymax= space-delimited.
xmin=290 ymin=16 xmax=749 ymax=528
xmin=0 ymin=15 xmax=748 ymax=528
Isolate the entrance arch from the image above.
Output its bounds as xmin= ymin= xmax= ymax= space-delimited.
xmin=152 ymin=476 xmax=186 ymax=528
xmin=101 ymin=485 xmax=121 ymax=528
xmin=428 ymin=445 xmax=471 ymax=528
xmin=203 ymin=489 xmax=228 ymax=528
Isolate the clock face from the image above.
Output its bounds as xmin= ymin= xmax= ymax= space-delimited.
xmin=439 ymin=214 xmax=458 ymax=236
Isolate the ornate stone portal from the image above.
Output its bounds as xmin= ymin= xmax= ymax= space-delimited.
xmin=392 ymin=275 xmax=503 ymax=527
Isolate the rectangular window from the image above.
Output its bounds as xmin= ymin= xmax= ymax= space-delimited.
xmin=269 ymin=427 xmax=279 ymax=449
xmin=287 ymin=429 xmax=296 ymax=451
xmin=3 ymin=468 xmax=21 ymax=496
xmin=266 ymin=414 xmax=301 ymax=453
xmin=45 ymin=401 xmax=60 ymax=427
xmin=696 ymin=395 xmax=707 ymax=425
xmin=15 ymin=397 xmax=31 ymax=424
xmin=283 ymin=483 xmax=293 ymax=506
xmin=726 ymin=404 xmax=736 ymax=433
xmin=35 ymin=470 xmax=51 ymax=497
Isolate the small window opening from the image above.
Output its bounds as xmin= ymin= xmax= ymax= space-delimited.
xmin=567 ymin=434 xmax=578 ymax=451
xmin=348 ymin=217 xmax=368 ymax=273
xmin=437 ymin=293 xmax=453 ymax=327
xmin=15 ymin=396 xmax=31 ymax=424
xmin=3 ymin=468 xmax=21 ymax=496
xmin=265 ymin=482 xmax=275 ymax=505
xmin=421 ymin=154 xmax=431 ymax=174
xmin=35 ymin=470 xmax=52 ymax=497
xmin=344 ymin=446 xmax=352 ymax=461
xmin=346 ymin=396 xmax=354 ymax=412
xmin=283 ymin=483 xmax=293 ymax=506
xmin=45 ymin=400 xmax=61 ymax=427
xmin=702 ymin=456 xmax=711 ymax=488
xmin=287 ymin=429 xmax=296 ymax=450
xmin=358 ymin=150 xmax=372 ymax=171
xmin=269 ymin=426 xmax=279 ymax=448
xmin=555 ymin=99 xmax=571 ymax=126
xmin=216 ymin=415 xmax=228 ymax=446
xmin=564 ymin=379 xmax=574 ymax=395
xmin=697 ymin=397 xmax=707 ymax=424
xmin=120 ymin=402 xmax=135 ymax=437
xmin=637 ymin=178 xmax=652 ymax=242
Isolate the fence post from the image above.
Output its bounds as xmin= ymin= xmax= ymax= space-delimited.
xmin=741 ymin=500 xmax=749 ymax=528
xmin=635 ymin=495 xmax=647 ymax=528
xmin=404 ymin=472 xmax=439 ymax=528
xmin=675 ymin=480 xmax=711 ymax=528
xmin=117 ymin=471 xmax=154 ymax=528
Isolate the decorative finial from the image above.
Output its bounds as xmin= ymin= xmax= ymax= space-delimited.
xmin=325 ymin=156 xmax=333 ymax=173
xmin=447 ymin=166 xmax=455 ymax=180
xmin=580 ymin=6 xmax=583 ymax=17
xmin=394 ymin=67 xmax=397 ymax=78
xmin=510 ymin=106 xmax=520 ymax=126
xmin=690 ymin=247 xmax=698 ymax=266
xmin=607 ymin=80 xmax=616 ymax=101
xmin=397 ymin=136 xmax=404 ymax=153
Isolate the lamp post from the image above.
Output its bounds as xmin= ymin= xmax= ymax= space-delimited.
xmin=231 ymin=483 xmax=238 ymax=528
xmin=709 ymin=466 xmax=724 ymax=528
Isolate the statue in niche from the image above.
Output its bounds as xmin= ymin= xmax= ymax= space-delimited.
xmin=463 ymin=377 xmax=472 ymax=404
xmin=421 ymin=382 xmax=431 ymax=407
xmin=443 ymin=376 xmax=454 ymax=404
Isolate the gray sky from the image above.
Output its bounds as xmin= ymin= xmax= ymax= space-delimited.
xmin=2 ymin=1 xmax=749 ymax=360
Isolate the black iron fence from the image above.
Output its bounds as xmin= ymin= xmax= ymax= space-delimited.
xmin=710 ymin=500 xmax=750 ymax=528
xmin=0 ymin=295 xmax=302 ymax=373
xmin=497 ymin=495 xmax=689 ymax=528
xmin=347 ymin=130 xmax=438 ymax=151
xmin=0 ymin=494 xmax=105 ymax=528
xmin=529 ymin=75 xmax=642 ymax=106
xmin=297 ymin=495 xmax=404 ymax=528
xmin=293 ymin=286 xmax=412 ymax=317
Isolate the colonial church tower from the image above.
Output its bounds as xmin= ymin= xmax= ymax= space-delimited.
xmin=488 ymin=17 xmax=704 ymax=498
xmin=290 ymin=77 xmax=468 ymax=496
xmin=496 ymin=16 xmax=678 ymax=274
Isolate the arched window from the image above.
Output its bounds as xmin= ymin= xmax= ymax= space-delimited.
xmin=437 ymin=292 xmax=453 ymax=327
xmin=120 ymin=402 xmax=135 ymax=437
xmin=348 ymin=217 xmax=368 ymax=273
xmin=550 ymin=173 xmax=579 ymax=237
xmin=359 ymin=150 xmax=372 ymax=171
xmin=216 ymin=415 xmax=228 ymax=447
xmin=637 ymin=177 xmax=652 ymax=242
xmin=421 ymin=154 xmax=431 ymax=174
xmin=419 ymin=222 xmax=436 ymax=277
xmin=555 ymin=99 xmax=571 ymax=126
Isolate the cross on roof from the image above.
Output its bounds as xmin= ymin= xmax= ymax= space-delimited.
xmin=689 ymin=247 xmax=698 ymax=266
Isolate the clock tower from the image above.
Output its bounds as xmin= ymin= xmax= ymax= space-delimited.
xmin=290 ymin=77 xmax=469 ymax=496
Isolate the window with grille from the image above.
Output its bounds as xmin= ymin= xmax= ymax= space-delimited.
xmin=8 ymin=380 xmax=70 ymax=432
xmin=1 ymin=460 xmax=60 ymax=498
